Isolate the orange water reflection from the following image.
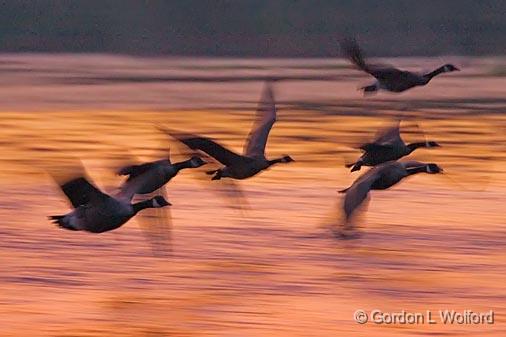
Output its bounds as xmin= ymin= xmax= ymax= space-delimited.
xmin=0 ymin=56 xmax=505 ymax=336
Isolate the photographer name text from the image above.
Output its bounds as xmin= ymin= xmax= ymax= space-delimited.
xmin=353 ymin=309 xmax=494 ymax=325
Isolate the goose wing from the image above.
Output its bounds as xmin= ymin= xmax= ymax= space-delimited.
xmin=340 ymin=38 xmax=400 ymax=79
xmin=359 ymin=120 xmax=404 ymax=151
xmin=136 ymin=187 xmax=173 ymax=255
xmin=341 ymin=169 xmax=380 ymax=220
xmin=243 ymin=82 xmax=277 ymax=159
xmin=161 ymin=129 xmax=245 ymax=167
xmin=60 ymin=177 xmax=109 ymax=208
xmin=373 ymin=119 xmax=404 ymax=146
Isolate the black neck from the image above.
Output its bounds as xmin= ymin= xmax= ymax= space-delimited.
xmin=424 ymin=66 xmax=446 ymax=80
xmin=405 ymin=166 xmax=427 ymax=175
xmin=132 ymin=199 xmax=153 ymax=214
xmin=406 ymin=142 xmax=427 ymax=153
xmin=268 ymin=157 xmax=285 ymax=166
xmin=173 ymin=159 xmax=194 ymax=172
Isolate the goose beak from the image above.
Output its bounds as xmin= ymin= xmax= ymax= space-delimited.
xmin=160 ymin=200 xmax=172 ymax=207
xmin=155 ymin=197 xmax=171 ymax=207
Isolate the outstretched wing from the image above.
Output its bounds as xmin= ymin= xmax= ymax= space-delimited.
xmin=340 ymin=38 xmax=369 ymax=72
xmin=59 ymin=177 xmax=108 ymax=208
xmin=341 ymin=166 xmax=383 ymax=220
xmin=244 ymin=82 xmax=277 ymax=158
xmin=340 ymin=38 xmax=400 ymax=79
xmin=136 ymin=187 xmax=173 ymax=256
xmin=372 ymin=119 xmax=404 ymax=146
xmin=356 ymin=120 xmax=404 ymax=153
xmin=160 ymin=128 xmax=245 ymax=167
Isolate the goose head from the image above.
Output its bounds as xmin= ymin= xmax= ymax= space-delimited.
xmin=443 ymin=64 xmax=460 ymax=72
xmin=426 ymin=163 xmax=443 ymax=174
xmin=425 ymin=141 xmax=441 ymax=148
xmin=151 ymin=196 xmax=171 ymax=207
xmin=189 ymin=156 xmax=206 ymax=168
xmin=280 ymin=155 xmax=295 ymax=163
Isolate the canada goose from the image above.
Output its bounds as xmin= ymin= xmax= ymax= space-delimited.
xmin=49 ymin=176 xmax=170 ymax=233
xmin=340 ymin=38 xmax=459 ymax=94
xmin=116 ymin=155 xmax=205 ymax=201
xmin=347 ymin=120 xmax=440 ymax=172
xmin=339 ymin=161 xmax=443 ymax=225
xmin=161 ymin=82 xmax=294 ymax=180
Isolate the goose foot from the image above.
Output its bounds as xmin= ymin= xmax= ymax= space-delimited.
xmin=208 ymin=169 xmax=223 ymax=180
xmin=350 ymin=163 xmax=362 ymax=172
xmin=332 ymin=226 xmax=361 ymax=240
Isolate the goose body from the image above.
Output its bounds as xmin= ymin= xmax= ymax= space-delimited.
xmin=163 ymin=82 xmax=294 ymax=180
xmin=49 ymin=176 xmax=170 ymax=233
xmin=116 ymin=156 xmax=205 ymax=201
xmin=339 ymin=161 xmax=443 ymax=223
xmin=347 ymin=120 xmax=440 ymax=172
xmin=341 ymin=38 xmax=459 ymax=94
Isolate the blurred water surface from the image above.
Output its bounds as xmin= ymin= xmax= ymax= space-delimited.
xmin=0 ymin=55 xmax=505 ymax=336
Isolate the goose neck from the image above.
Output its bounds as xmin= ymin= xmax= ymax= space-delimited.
xmin=132 ymin=199 xmax=153 ymax=214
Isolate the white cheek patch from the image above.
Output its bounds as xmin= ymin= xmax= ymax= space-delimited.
xmin=426 ymin=166 xmax=438 ymax=173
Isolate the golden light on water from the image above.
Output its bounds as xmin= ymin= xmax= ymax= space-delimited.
xmin=0 ymin=55 xmax=505 ymax=336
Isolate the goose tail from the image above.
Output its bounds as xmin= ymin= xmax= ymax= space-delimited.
xmin=347 ymin=161 xmax=363 ymax=172
xmin=360 ymin=84 xmax=378 ymax=95
xmin=48 ymin=215 xmax=64 ymax=222
xmin=48 ymin=215 xmax=79 ymax=231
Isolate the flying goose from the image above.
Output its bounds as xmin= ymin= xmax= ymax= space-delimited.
xmin=115 ymin=155 xmax=205 ymax=201
xmin=340 ymin=38 xmax=459 ymax=94
xmin=49 ymin=175 xmax=170 ymax=233
xmin=347 ymin=120 xmax=440 ymax=172
xmin=339 ymin=161 xmax=443 ymax=226
xmin=161 ymin=82 xmax=294 ymax=180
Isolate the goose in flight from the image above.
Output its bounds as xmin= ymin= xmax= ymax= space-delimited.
xmin=114 ymin=154 xmax=205 ymax=252
xmin=339 ymin=161 xmax=443 ymax=227
xmin=161 ymin=82 xmax=294 ymax=180
xmin=347 ymin=119 xmax=440 ymax=172
xmin=115 ymin=154 xmax=205 ymax=201
xmin=49 ymin=174 xmax=170 ymax=233
xmin=340 ymin=38 xmax=459 ymax=94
